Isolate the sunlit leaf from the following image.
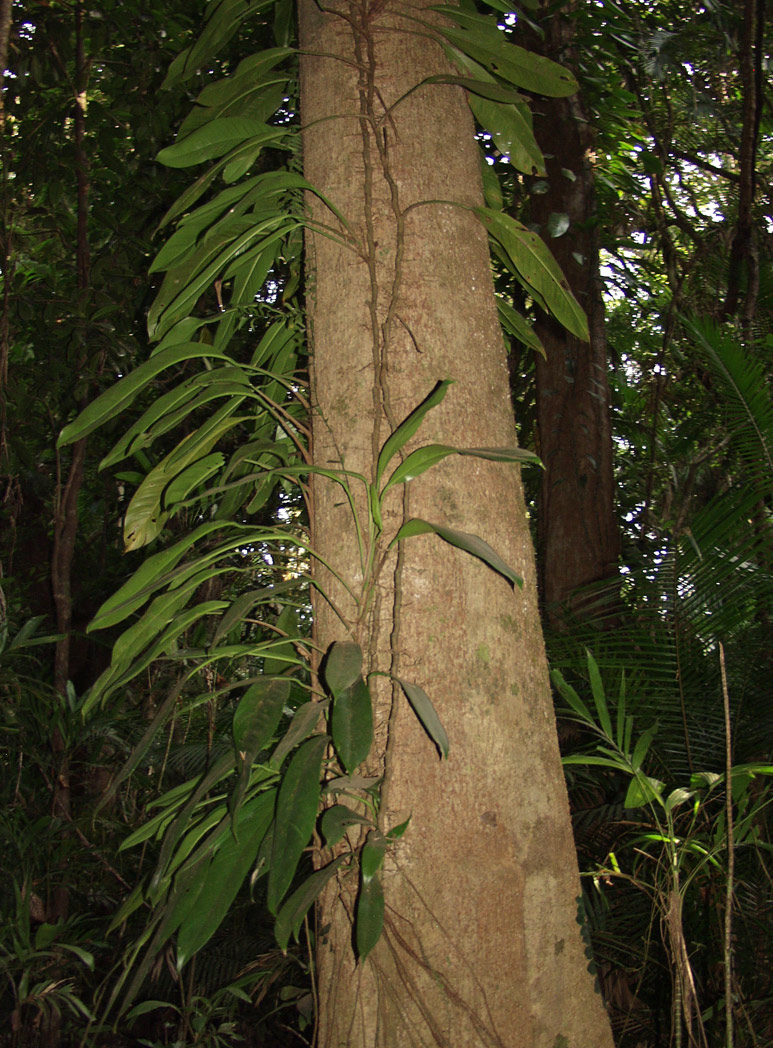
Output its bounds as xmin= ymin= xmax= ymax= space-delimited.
xmin=475 ymin=208 xmax=588 ymax=341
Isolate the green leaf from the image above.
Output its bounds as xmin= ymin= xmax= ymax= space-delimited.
xmin=665 ymin=788 xmax=695 ymax=813
xmin=551 ymin=668 xmax=593 ymax=724
xmin=475 ymin=208 xmax=588 ymax=341
xmin=123 ymin=414 xmax=245 ymax=550
xmin=624 ymin=773 xmax=665 ymax=810
xmin=356 ymin=871 xmax=384 ymax=961
xmin=360 ymin=832 xmax=387 ymax=881
xmin=497 ymin=298 xmax=545 ymax=357
xmin=176 ymin=789 xmax=275 ymax=968
xmin=397 ymin=678 xmax=449 ymax=759
xmin=233 ymin=679 xmax=291 ymax=760
xmin=468 ymin=93 xmax=544 ymax=176
xmin=267 ymin=735 xmax=328 ymax=914
xmin=58 ymin=344 xmax=229 ymax=447
xmin=391 ymin=518 xmax=522 ymax=588
xmin=263 ymin=605 xmax=300 ymax=676
xmin=88 ymin=522 xmax=223 ymax=631
xmin=270 ymin=702 xmax=325 ymax=769
xmin=383 ymin=443 xmax=541 ymax=493
xmin=546 ymin=212 xmax=570 ymax=238
xmin=422 ymin=73 xmax=525 ymax=105
xmin=586 ymin=651 xmax=613 ymax=741
xmin=376 ymin=381 xmax=452 ymax=488
xmin=433 ymin=11 xmax=578 ymax=96
xmin=331 ymin=677 xmax=374 ymax=774
xmin=274 ymin=856 xmax=347 ymax=951
xmin=320 ymin=805 xmax=373 ymax=847
xmin=158 ymin=118 xmax=277 ymax=168
xmin=630 ymin=724 xmax=657 ymax=772
xmin=323 ymin=641 xmax=363 ymax=695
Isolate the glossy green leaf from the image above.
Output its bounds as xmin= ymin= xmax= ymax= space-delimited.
xmin=89 ymin=522 xmax=223 ymax=631
xmin=233 ymin=679 xmax=291 ymax=759
xmin=263 ymin=605 xmax=300 ymax=676
xmin=164 ymin=453 xmax=225 ymax=505
xmin=391 ymin=518 xmax=522 ymax=588
xmin=397 ymin=678 xmax=449 ymax=759
xmin=270 ymin=701 xmax=325 ymax=769
xmin=331 ymin=677 xmax=373 ymax=774
xmin=624 ymin=773 xmax=665 ymax=810
xmin=376 ymin=381 xmax=452 ymax=488
xmin=58 ymin=344 xmax=229 ymax=447
xmin=422 ymin=73 xmax=525 ymax=105
xmin=434 ymin=10 xmax=578 ymax=96
xmin=630 ymin=724 xmax=657 ymax=773
xmin=360 ymin=833 xmax=387 ymax=881
xmin=324 ymin=641 xmax=363 ymax=696
xmin=468 ymin=93 xmax=544 ymax=176
xmin=123 ymin=415 xmax=245 ymax=550
xmin=497 ymin=298 xmax=546 ymax=357
xmin=475 ymin=208 xmax=589 ymax=341
xmin=87 ymin=600 xmax=229 ymax=712
xmin=383 ymin=443 xmax=540 ymax=493
xmin=356 ymin=871 xmax=384 ymax=961
xmin=550 ymin=668 xmax=593 ymax=724
xmin=320 ymin=804 xmax=372 ymax=847
xmin=267 ymin=735 xmax=328 ymax=913
xmin=274 ymin=855 xmax=348 ymax=951
xmin=148 ymin=215 xmax=293 ymax=340
xmin=158 ymin=118 xmax=275 ymax=168
xmin=163 ymin=0 xmax=266 ymax=87
xmin=176 ymin=789 xmax=275 ymax=968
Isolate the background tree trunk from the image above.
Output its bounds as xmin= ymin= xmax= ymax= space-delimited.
xmin=528 ymin=2 xmax=620 ymax=625
xmin=299 ymin=1 xmax=614 ymax=1045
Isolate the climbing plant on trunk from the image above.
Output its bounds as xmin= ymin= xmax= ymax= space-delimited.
xmin=59 ymin=1 xmax=613 ymax=1044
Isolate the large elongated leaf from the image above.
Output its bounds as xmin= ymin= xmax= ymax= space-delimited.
xmin=391 ymin=517 xmax=522 ymax=588
xmin=331 ymin=677 xmax=373 ymax=774
xmin=498 ymin=298 xmax=545 ymax=357
xmin=432 ymin=8 xmax=578 ymax=97
xmin=274 ymin=856 xmax=347 ymax=951
xmin=158 ymin=118 xmax=276 ymax=168
xmin=162 ymin=0 xmax=277 ymax=88
xmin=376 ymin=380 xmax=452 ymax=487
xmin=267 ymin=735 xmax=328 ymax=913
xmin=468 ymin=93 xmax=544 ymax=176
xmin=475 ymin=208 xmax=588 ymax=341
xmin=233 ymin=679 xmax=291 ymax=760
xmin=176 ymin=788 xmax=275 ymax=968
xmin=323 ymin=642 xmax=363 ymax=695
xmin=58 ymin=344 xmax=229 ymax=447
xmin=398 ymin=678 xmax=449 ymax=759
xmin=382 ymin=443 xmax=540 ymax=493
xmin=356 ymin=866 xmax=384 ymax=961
xmin=123 ymin=413 xmax=246 ymax=550
xmin=89 ymin=522 xmax=223 ymax=631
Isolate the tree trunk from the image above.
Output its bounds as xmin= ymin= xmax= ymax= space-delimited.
xmin=528 ymin=3 xmax=620 ymax=624
xmin=299 ymin=2 xmax=613 ymax=1045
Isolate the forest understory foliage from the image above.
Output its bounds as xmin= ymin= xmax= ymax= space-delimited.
xmin=1 ymin=0 xmax=772 ymax=1045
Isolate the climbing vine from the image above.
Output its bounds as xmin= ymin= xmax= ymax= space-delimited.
xmin=58 ymin=0 xmax=586 ymax=1019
